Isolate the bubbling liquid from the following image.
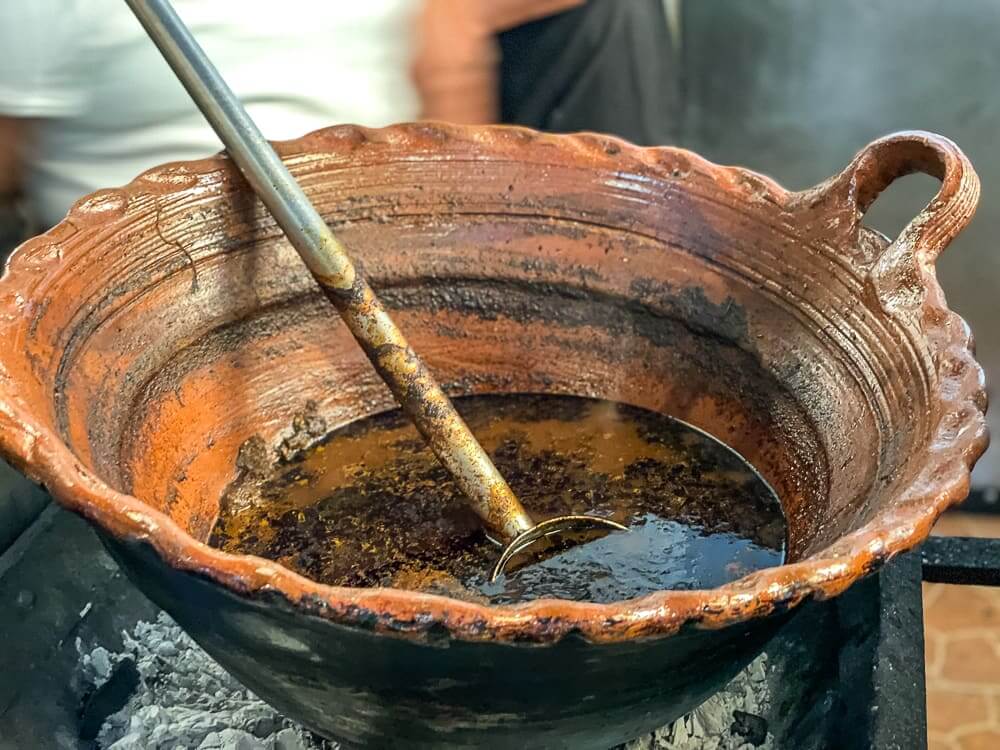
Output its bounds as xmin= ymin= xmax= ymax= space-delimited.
xmin=210 ymin=394 xmax=786 ymax=605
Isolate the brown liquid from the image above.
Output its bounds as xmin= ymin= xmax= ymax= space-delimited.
xmin=210 ymin=394 xmax=786 ymax=604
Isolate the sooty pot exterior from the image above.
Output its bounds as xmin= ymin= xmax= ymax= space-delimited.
xmin=104 ymin=532 xmax=782 ymax=748
xmin=0 ymin=124 xmax=987 ymax=747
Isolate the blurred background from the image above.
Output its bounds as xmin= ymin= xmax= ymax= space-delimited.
xmin=650 ymin=0 xmax=999 ymax=495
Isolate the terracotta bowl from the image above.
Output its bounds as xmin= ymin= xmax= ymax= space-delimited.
xmin=0 ymin=125 xmax=987 ymax=748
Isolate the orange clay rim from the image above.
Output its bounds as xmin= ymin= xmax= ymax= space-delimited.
xmin=0 ymin=123 xmax=988 ymax=645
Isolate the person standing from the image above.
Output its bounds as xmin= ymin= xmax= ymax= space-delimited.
xmin=0 ymin=0 xmax=425 ymax=549
xmin=0 ymin=0 xmax=424 ymax=234
xmin=415 ymin=0 xmax=677 ymax=145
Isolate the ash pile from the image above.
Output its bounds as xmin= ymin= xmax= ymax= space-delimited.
xmin=77 ymin=614 xmax=332 ymax=750
xmin=78 ymin=614 xmax=772 ymax=750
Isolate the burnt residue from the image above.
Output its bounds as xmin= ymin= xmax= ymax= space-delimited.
xmin=313 ymin=260 xmax=539 ymax=545
xmin=114 ymin=297 xmax=332 ymax=493
xmin=211 ymin=394 xmax=786 ymax=605
xmin=147 ymin=296 xmax=328 ymax=391
xmin=235 ymin=434 xmax=274 ymax=478
xmin=377 ymin=276 xmax=827 ymax=557
xmin=628 ymin=279 xmax=751 ymax=348
xmin=378 ymin=277 xmax=752 ymax=351
xmin=277 ymin=401 xmax=328 ymax=462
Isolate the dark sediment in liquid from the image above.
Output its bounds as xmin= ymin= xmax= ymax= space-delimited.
xmin=210 ymin=394 xmax=786 ymax=605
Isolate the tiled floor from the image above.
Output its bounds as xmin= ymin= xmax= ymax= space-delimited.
xmin=925 ymin=512 xmax=1000 ymax=750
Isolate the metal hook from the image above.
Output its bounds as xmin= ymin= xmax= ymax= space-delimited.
xmin=489 ymin=515 xmax=628 ymax=582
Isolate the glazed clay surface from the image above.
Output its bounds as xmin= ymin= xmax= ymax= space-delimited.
xmin=0 ymin=124 xmax=986 ymax=747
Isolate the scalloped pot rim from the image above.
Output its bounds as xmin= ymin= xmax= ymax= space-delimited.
xmin=0 ymin=123 xmax=988 ymax=645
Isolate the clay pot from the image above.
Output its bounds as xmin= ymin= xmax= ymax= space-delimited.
xmin=0 ymin=125 xmax=987 ymax=748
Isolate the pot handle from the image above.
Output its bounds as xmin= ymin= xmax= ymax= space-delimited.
xmin=837 ymin=130 xmax=980 ymax=264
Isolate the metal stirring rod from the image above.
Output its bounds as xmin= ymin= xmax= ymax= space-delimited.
xmin=125 ymin=0 xmax=625 ymax=579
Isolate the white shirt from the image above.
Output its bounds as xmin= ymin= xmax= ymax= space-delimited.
xmin=0 ymin=0 xmax=422 ymax=228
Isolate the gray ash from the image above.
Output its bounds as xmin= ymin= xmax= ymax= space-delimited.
xmin=78 ymin=613 xmax=771 ymax=749
xmin=77 ymin=613 xmax=334 ymax=750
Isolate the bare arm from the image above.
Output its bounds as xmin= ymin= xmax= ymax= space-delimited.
xmin=0 ymin=118 xmax=33 ymax=253
xmin=413 ymin=0 xmax=584 ymax=124
xmin=0 ymin=117 xmax=29 ymax=200
xmin=482 ymin=0 xmax=585 ymax=32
